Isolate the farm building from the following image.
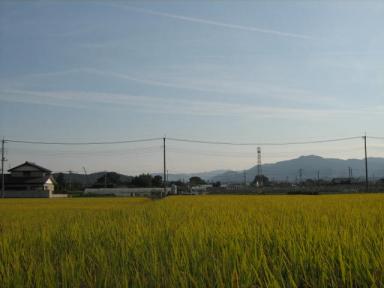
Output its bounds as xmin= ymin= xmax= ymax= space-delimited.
xmin=3 ymin=161 xmax=67 ymax=198
xmin=84 ymin=187 xmax=173 ymax=197
xmin=188 ymin=184 xmax=213 ymax=195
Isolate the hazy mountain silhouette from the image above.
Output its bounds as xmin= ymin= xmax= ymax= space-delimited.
xmin=152 ymin=170 xmax=228 ymax=182
xmin=53 ymin=156 xmax=384 ymax=186
xmin=53 ymin=172 xmax=133 ymax=187
xmin=211 ymin=155 xmax=384 ymax=183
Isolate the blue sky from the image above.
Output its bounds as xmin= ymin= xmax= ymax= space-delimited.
xmin=1 ymin=1 xmax=384 ymax=174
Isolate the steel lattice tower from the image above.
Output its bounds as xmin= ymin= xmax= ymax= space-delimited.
xmin=257 ymin=147 xmax=263 ymax=186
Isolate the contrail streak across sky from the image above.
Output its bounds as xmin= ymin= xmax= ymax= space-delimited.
xmin=120 ymin=6 xmax=316 ymax=40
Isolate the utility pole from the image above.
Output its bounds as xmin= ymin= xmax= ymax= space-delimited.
xmin=348 ymin=167 xmax=353 ymax=180
xmin=364 ymin=135 xmax=368 ymax=192
xmin=1 ymin=138 xmax=5 ymax=198
xmin=243 ymin=170 xmax=246 ymax=186
xmin=299 ymin=168 xmax=303 ymax=184
xmin=68 ymin=170 xmax=72 ymax=192
xmin=104 ymin=171 xmax=107 ymax=188
xmin=163 ymin=137 xmax=166 ymax=198
xmin=82 ymin=167 xmax=89 ymax=188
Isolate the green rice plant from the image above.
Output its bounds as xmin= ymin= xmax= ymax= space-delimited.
xmin=1 ymin=195 xmax=384 ymax=287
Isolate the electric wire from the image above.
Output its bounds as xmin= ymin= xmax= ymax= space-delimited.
xmin=4 ymin=136 xmax=365 ymax=146
xmin=167 ymin=136 xmax=362 ymax=146
xmin=368 ymin=136 xmax=384 ymax=140
xmin=4 ymin=137 xmax=162 ymax=145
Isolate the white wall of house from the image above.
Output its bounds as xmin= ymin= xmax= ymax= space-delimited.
xmin=44 ymin=178 xmax=55 ymax=194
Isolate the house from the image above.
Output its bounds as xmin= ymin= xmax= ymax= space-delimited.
xmin=3 ymin=161 xmax=66 ymax=198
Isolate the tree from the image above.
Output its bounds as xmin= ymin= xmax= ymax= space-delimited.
xmin=152 ymin=175 xmax=163 ymax=187
xmin=131 ymin=174 xmax=153 ymax=187
xmin=189 ymin=176 xmax=206 ymax=186
xmin=70 ymin=181 xmax=84 ymax=191
xmin=54 ymin=173 xmax=65 ymax=191
xmin=212 ymin=181 xmax=221 ymax=187
xmin=95 ymin=172 xmax=122 ymax=187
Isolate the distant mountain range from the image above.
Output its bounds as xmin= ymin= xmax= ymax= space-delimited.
xmin=152 ymin=170 xmax=228 ymax=182
xmin=211 ymin=155 xmax=384 ymax=184
xmin=53 ymin=155 xmax=384 ymax=185
xmin=54 ymin=170 xmax=227 ymax=187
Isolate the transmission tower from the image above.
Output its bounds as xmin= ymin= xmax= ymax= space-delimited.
xmin=257 ymin=147 xmax=263 ymax=186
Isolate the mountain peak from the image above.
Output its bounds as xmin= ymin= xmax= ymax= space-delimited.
xmin=211 ymin=155 xmax=384 ymax=183
xmin=298 ymin=155 xmax=324 ymax=160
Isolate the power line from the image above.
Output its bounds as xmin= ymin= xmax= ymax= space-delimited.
xmin=8 ymin=144 xmax=162 ymax=153
xmin=167 ymin=136 xmax=362 ymax=146
xmin=3 ymin=136 xmax=365 ymax=146
xmin=168 ymin=147 xmax=264 ymax=158
xmin=4 ymin=137 xmax=162 ymax=145
xmin=8 ymin=146 xmax=163 ymax=158
xmin=1 ymin=138 xmax=5 ymax=197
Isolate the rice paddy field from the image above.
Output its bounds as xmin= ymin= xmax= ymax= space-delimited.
xmin=1 ymin=194 xmax=384 ymax=287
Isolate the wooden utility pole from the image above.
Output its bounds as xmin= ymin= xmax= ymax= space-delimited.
xmin=1 ymin=138 xmax=5 ymax=198
xmin=364 ymin=135 xmax=368 ymax=192
xmin=82 ymin=167 xmax=89 ymax=188
xmin=68 ymin=170 xmax=73 ymax=192
xmin=163 ymin=137 xmax=166 ymax=198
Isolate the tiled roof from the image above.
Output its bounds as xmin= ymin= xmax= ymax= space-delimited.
xmin=8 ymin=161 xmax=51 ymax=173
